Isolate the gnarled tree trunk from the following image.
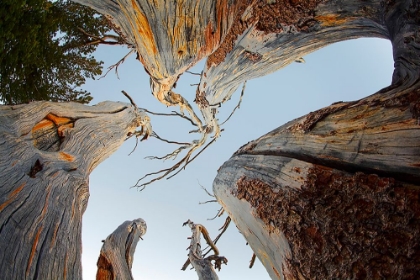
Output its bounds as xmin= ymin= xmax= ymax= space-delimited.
xmin=0 ymin=101 xmax=150 ymax=279
xmin=97 ymin=219 xmax=147 ymax=280
xmin=214 ymin=1 xmax=420 ymax=279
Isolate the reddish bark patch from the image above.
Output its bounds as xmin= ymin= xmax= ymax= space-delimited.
xmin=235 ymin=167 xmax=420 ymax=279
xmin=206 ymin=0 xmax=324 ymax=67
xmin=254 ymin=0 xmax=322 ymax=33
xmin=96 ymin=253 xmax=114 ymax=280
xmin=194 ymin=90 xmax=210 ymax=108
xmin=288 ymin=102 xmax=355 ymax=132
xmin=207 ymin=0 xmax=254 ymax=67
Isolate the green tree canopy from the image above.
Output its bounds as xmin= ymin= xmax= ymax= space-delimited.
xmin=0 ymin=0 xmax=120 ymax=105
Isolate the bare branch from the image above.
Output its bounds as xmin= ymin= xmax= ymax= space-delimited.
xmin=220 ymin=81 xmax=246 ymax=125
xmin=166 ymin=137 xmax=217 ymax=180
xmin=186 ymin=71 xmax=202 ymax=76
xmin=128 ymin=136 xmax=139 ymax=156
xmin=203 ymin=217 xmax=231 ymax=257
xmin=249 ymin=253 xmax=256 ymax=269
xmin=208 ymin=207 xmax=224 ymax=221
xmin=134 ymin=131 xmax=210 ymax=188
xmin=100 ymin=49 xmax=135 ymax=79
xmin=145 ymin=145 xmax=189 ymax=161
xmin=137 ymin=108 xmax=197 ymax=127
xmin=121 ymin=90 xmax=138 ymax=108
xmin=150 ymin=131 xmax=191 ymax=146
xmin=77 ymin=27 xmax=127 ymax=47
xmin=199 ymin=200 xmax=218 ymax=205
xmin=181 ymin=220 xmax=227 ymax=277
xmin=198 ymin=180 xmax=215 ymax=197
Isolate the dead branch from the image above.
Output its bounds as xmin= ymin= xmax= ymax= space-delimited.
xmin=199 ymin=200 xmax=218 ymax=205
xmin=133 ymin=131 xmax=211 ymax=189
xmin=249 ymin=253 xmax=256 ymax=269
xmin=198 ymin=181 xmax=215 ymax=197
xmin=150 ymin=131 xmax=191 ymax=146
xmin=186 ymin=71 xmax=202 ymax=76
xmin=137 ymin=108 xmax=197 ymax=127
xmin=166 ymin=137 xmax=217 ymax=180
xmin=144 ymin=145 xmax=189 ymax=161
xmin=121 ymin=90 xmax=138 ymax=108
xmin=181 ymin=220 xmax=227 ymax=278
xmin=220 ymin=81 xmax=246 ymax=126
xmin=203 ymin=217 xmax=231 ymax=257
xmin=208 ymin=207 xmax=224 ymax=221
xmin=100 ymin=49 xmax=135 ymax=79
xmin=77 ymin=27 xmax=127 ymax=47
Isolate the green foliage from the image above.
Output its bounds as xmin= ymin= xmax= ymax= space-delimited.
xmin=0 ymin=0 xmax=112 ymax=104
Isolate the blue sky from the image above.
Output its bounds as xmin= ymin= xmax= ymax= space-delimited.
xmin=80 ymin=38 xmax=393 ymax=279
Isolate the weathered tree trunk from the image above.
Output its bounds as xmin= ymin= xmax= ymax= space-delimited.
xmin=73 ymin=0 xmax=419 ymax=185
xmin=196 ymin=0 xmax=420 ymax=136
xmin=96 ymin=219 xmax=147 ymax=280
xmin=214 ymin=1 xmax=420 ymax=279
xmin=0 ymin=101 xmax=150 ymax=279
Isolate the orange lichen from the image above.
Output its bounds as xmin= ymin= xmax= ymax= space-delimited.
xmin=315 ymin=14 xmax=354 ymax=27
xmin=0 ymin=183 xmax=25 ymax=211
xmin=59 ymin=152 xmax=75 ymax=162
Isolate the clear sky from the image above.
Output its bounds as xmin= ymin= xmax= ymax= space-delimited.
xmin=80 ymin=38 xmax=394 ymax=279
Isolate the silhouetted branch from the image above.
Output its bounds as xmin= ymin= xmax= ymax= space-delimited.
xmin=220 ymin=81 xmax=246 ymax=125
xmin=100 ymin=49 xmax=135 ymax=79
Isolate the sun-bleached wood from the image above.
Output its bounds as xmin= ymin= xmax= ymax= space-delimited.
xmin=213 ymin=1 xmax=420 ymax=278
xmin=0 ymin=101 xmax=150 ymax=279
xmin=97 ymin=219 xmax=147 ymax=280
xmin=183 ymin=220 xmax=227 ymax=280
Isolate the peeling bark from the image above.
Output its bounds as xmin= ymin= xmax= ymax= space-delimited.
xmin=214 ymin=16 xmax=420 ymax=280
xmin=212 ymin=2 xmax=420 ymax=278
xmin=0 ymin=101 xmax=150 ymax=279
xmin=97 ymin=219 xmax=147 ymax=280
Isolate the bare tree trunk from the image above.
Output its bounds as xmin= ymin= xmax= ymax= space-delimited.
xmin=214 ymin=1 xmax=420 ymax=279
xmin=0 ymin=101 xmax=150 ymax=279
xmin=97 ymin=219 xmax=147 ymax=280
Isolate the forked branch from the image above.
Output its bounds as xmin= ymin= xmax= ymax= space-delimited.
xmin=181 ymin=220 xmax=227 ymax=279
xmin=100 ymin=49 xmax=135 ymax=79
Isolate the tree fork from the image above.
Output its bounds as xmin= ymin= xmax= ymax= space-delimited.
xmin=0 ymin=101 xmax=151 ymax=279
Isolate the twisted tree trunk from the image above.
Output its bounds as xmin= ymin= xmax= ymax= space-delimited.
xmin=97 ymin=219 xmax=147 ymax=280
xmin=1 ymin=0 xmax=418 ymax=279
xmin=0 ymin=101 xmax=150 ymax=279
xmin=214 ymin=1 xmax=420 ymax=279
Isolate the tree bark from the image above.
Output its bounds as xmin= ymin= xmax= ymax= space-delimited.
xmin=213 ymin=1 xmax=420 ymax=279
xmin=97 ymin=219 xmax=147 ymax=280
xmin=0 ymin=101 xmax=150 ymax=279
xmin=214 ymin=89 xmax=420 ymax=279
xmin=196 ymin=0 xmax=415 ymax=136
